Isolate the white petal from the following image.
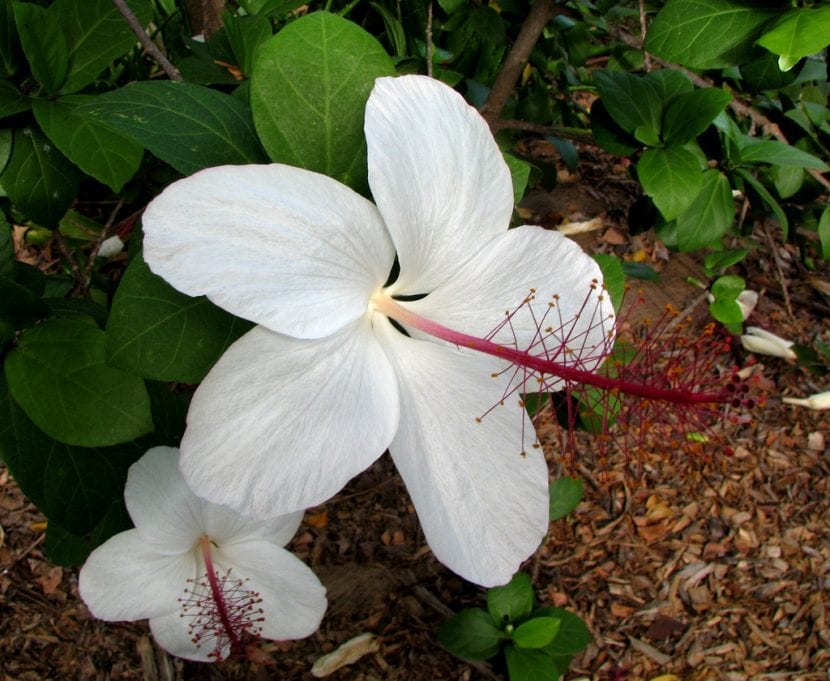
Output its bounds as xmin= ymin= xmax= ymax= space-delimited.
xmin=142 ymin=164 xmax=395 ymax=339
xmin=150 ymin=611 xmax=226 ymax=662
xmin=124 ymin=446 xmax=203 ymax=554
xmin=375 ymin=319 xmax=549 ymax=587
xmin=179 ymin=322 xmax=399 ymax=518
xmin=406 ymin=226 xmax=613 ymax=386
xmin=217 ymin=540 xmax=327 ymax=641
xmin=79 ymin=530 xmax=197 ymax=621
xmin=202 ymin=507 xmax=304 ymax=550
xmin=366 ymin=76 xmax=514 ymax=294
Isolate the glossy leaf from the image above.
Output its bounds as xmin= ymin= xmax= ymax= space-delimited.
xmin=756 ymin=6 xmax=830 ymax=60
xmin=819 ymin=206 xmax=830 ymax=260
xmin=77 ymin=82 xmax=267 ymax=175
xmin=106 ymin=253 xmax=252 ymax=383
xmin=33 ymin=96 xmax=143 ymax=192
xmin=0 ymin=0 xmax=20 ymax=76
xmin=663 ymin=88 xmax=732 ymax=145
xmin=505 ymin=645 xmax=560 ymax=681
xmin=0 ymin=210 xmax=12 ymax=279
xmin=0 ymin=79 xmax=29 ymax=119
xmin=737 ymin=138 xmax=828 ymax=170
xmin=4 ymin=318 xmax=153 ymax=447
xmin=488 ymin=572 xmax=534 ymax=625
xmin=438 ymin=608 xmax=504 ymax=660
xmin=250 ymin=11 xmax=395 ymax=194
xmin=0 ymin=126 xmax=80 ymax=227
xmin=637 ymin=147 xmax=703 ymax=221
xmin=513 ymin=617 xmax=561 ymax=650
xmin=594 ymin=70 xmax=661 ymax=141
xmin=645 ymin=70 xmax=693 ymax=105
xmin=592 ymin=253 xmax=624 ymax=312
xmin=535 ymin=607 xmax=592 ymax=656
xmin=645 ymin=0 xmax=776 ymax=69
xmin=734 ymin=167 xmax=789 ymax=239
xmin=675 ymin=169 xmax=734 ymax=252
xmin=549 ymin=477 xmax=583 ymax=521
xmin=13 ymin=1 xmax=68 ymax=94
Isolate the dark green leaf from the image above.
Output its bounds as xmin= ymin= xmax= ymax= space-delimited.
xmin=675 ymin=169 xmax=734 ymax=252
xmin=741 ymin=52 xmax=797 ymax=91
xmin=644 ymin=70 xmax=693 ymax=105
xmin=505 ymin=645 xmax=560 ymax=681
xmin=0 ymin=209 xmax=12 ymax=279
xmin=663 ymin=89 xmax=732 ymax=145
xmin=702 ymin=248 xmax=748 ymax=275
xmin=535 ymin=607 xmax=592 ymax=655
xmin=438 ymin=608 xmax=504 ymax=660
xmin=4 ymin=318 xmax=153 ymax=446
xmin=0 ymin=278 xmax=51 ymax=329
xmin=711 ymin=274 xmax=744 ymax=300
xmin=644 ymin=0 xmax=776 ymax=69
xmin=250 ymin=12 xmax=394 ymax=194
xmin=637 ymin=147 xmax=704 ymax=221
xmin=53 ymin=0 xmax=153 ymax=94
xmin=0 ymin=373 xmax=142 ymax=534
xmin=45 ymin=497 xmax=131 ymax=566
xmin=549 ymin=477 xmax=583 ymax=521
xmin=622 ymin=261 xmax=660 ymax=282
xmin=592 ymin=253 xmax=624 ymax=312
xmin=0 ymin=0 xmax=20 ymax=76
xmin=0 ymin=128 xmax=11 ymax=175
xmin=77 ymin=82 xmax=267 ymax=175
xmin=13 ymin=1 xmax=68 ymax=94
xmin=513 ymin=617 xmax=561 ymax=650
xmin=33 ymin=96 xmax=143 ymax=192
xmin=504 ymin=153 xmax=531 ymax=204
xmin=771 ymin=165 xmax=803 ymax=199
xmin=468 ymin=5 xmax=505 ymax=44
xmin=589 ymin=99 xmax=640 ymax=156
xmin=488 ymin=572 xmax=534 ymax=625
xmin=734 ymin=167 xmax=789 ymax=238
xmin=223 ymin=10 xmax=272 ymax=76
xmin=594 ymin=70 xmax=662 ymax=140
xmin=106 ymin=253 xmax=252 ymax=383
xmin=0 ymin=126 xmax=80 ymax=227
xmin=756 ymin=6 xmax=830 ymax=60
xmin=0 ymin=79 xmax=29 ymax=119
xmin=818 ymin=206 xmax=830 ymax=260
xmin=737 ymin=138 xmax=828 ymax=170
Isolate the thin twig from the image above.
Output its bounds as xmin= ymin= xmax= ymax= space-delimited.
xmin=112 ymin=0 xmax=182 ymax=81
xmin=762 ymin=220 xmax=795 ymax=320
xmin=638 ymin=0 xmax=651 ymax=71
xmin=425 ymin=1 xmax=433 ymax=79
xmin=479 ymin=0 xmax=563 ymax=124
xmin=488 ymin=118 xmax=595 ymax=145
xmin=82 ymin=197 xmax=125 ymax=285
xmin=53 ymin=231 xmax=87 ymax=296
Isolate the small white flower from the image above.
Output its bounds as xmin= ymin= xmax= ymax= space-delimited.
xmin=736 ymin=290 xmax=758 ymax=320
xmin=78 ymin=447 xmax=326 ymax=662
xmin=740 ymin=326 xmax=797 ymax=361
xmin=782 ymin=391 xmax=830 ymax=410
xmin=96 ymin=235 xmax=125 ymax=258
xmin=142 ymin=75 xmax=608 ymax=586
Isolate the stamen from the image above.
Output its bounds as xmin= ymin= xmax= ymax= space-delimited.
xmin=178 ymin=536 xmax=265 ymax=660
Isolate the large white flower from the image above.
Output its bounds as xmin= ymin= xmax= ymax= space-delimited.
xmin=78 ymin=446 xmax=326 ymax=662
xmin=142 ymin=75 xmax=609 ymax=587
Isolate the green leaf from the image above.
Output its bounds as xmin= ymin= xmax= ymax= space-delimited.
xmin=250 ymin=12 xmax=394 ymax=194
xmin=818 ymin=206 xmax=830 ymax=260
xmin=45 ymin=500 xmax=130 ymax=566
xmin=549 ymin=477 xmax=583 ymax=521
xmin=438 ymin=608 xmax=504 ymax=661
xmin=644 ymin=0 xmax=776 ymax=69
xmin=0 ymin=127 xmax=11 ymax=175
xmin=594 ymin=70 xmax=662 ymax=141
xmin=637 ymin=147 xmax=704 ymax=221
xmin=771 ymin=165 xmax=803 ymax=199
xmin=106 ymin=253 xmax=252 ymax=384
xmin=504 ymin=645 xmax=560 ymax=681
xmin=589 ymin=99 xmax=640 ymax=157
xmin=13 ymin=1 xmax=68 ymax=94
xmin=702 ymin=248 xmax=747 ymax=275
xmin=223 ymin=10 xmax=272 ymax=77
xmin=0 ymin=278 xmax=51 ymax=329
xmin=0 ymin=79 xmax=29 ymax=119
xmin=0 ymin=209 xmax=12 ymax=279
xmin=733 ymin=167 xmax=789 ymax=239
xmin=4 ymin=318 xmax=153 ymax=446
xmin=756 ymin=6 xmax=830 ymax=61
xmin=663 ymin=88 xmax=732 ymax=145
xmin=675 ymin=169 xmax=734 ymax=252
xmin=77 ymin=82 xmax=267 ymax=176
xmin=709 ymin=298 xmax=743 ymax=327
xmin=644 ymin=70 xmax=693 ymax=105
xmin=737 ymin=138 xmax=828 ymax=170
xmin=0 ymin=0 xmax=20 ymax=76
xmin=504 ymin=153 xmax=531 ymax=204
xmin=534 ymin=607 xmax=592 ymax=655
xmin=513 ymin=617 xmax=561 ymax=650
xmin=592 ymin=253 xmax=624 ymax=312
xmin=711 ymin=274 xmax=744 ymax=300
xmin=0 ymin=374 xmax=141 ymax=535
xmin=33 ymin=96 xmax=143 ymax=192
xmin=488 ymin=572 xmax=534 ymax=625
xmin=53 ymin=0 xmax=153 ymax=94
xmin=0 ymin=126 xmax=80 ymax=227
xmin=741 ymin=52 xmax=797 ymax=91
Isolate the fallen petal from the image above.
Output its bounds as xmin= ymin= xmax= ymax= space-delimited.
xmin=311 ymin=633 xmax=380 ymax=677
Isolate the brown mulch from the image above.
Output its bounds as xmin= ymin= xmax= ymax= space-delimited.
xmin=2 ymin=152 xmax=830 ymax=681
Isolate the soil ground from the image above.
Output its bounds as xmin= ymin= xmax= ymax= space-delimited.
xmin=2 ymin=149 xmax=829 ymax=681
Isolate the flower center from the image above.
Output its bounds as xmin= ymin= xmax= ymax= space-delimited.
xmin=177 ymin=536 xmax=264 ymax=660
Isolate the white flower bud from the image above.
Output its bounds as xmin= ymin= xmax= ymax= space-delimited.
xmin=783 ymin=391 xmax=830 ymax=410
xmin=740 ymin=326 xmax=797 ymax=361
xmin=96 ymin=235 xmax=124 ymax=258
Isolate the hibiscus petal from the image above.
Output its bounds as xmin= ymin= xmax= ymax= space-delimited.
xmin=216 ymin=540 xmax=327 ymax=641
xmin=124 ymin=446 xmax=203 ymax=553
xmin=150 ymin=610 xmax=226 ymax=662
xmin=79 ymin=530 xmax=197 ymax=621
xmin=375 ymin=319 xmax=549 ymax=587
xmin=365 ymin=76 xmax=514 ymax=294
xmin=202 ymin=507 xmax=304 ymax=550
xmin=142 ymin=164 xmax=395 ymax=339
xmin=406 ymin=226 xmax=614 ymax=388
xmin=179 ymin=322 xmax=399 ymax=518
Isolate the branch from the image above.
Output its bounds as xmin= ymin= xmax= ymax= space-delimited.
xmin=479 ymin=0 xmax=563 ymax=125
xmin=112 ymin=0 xmax=182 ymax=81
xmin=488 ymin=118 xmax=596 ymax=145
